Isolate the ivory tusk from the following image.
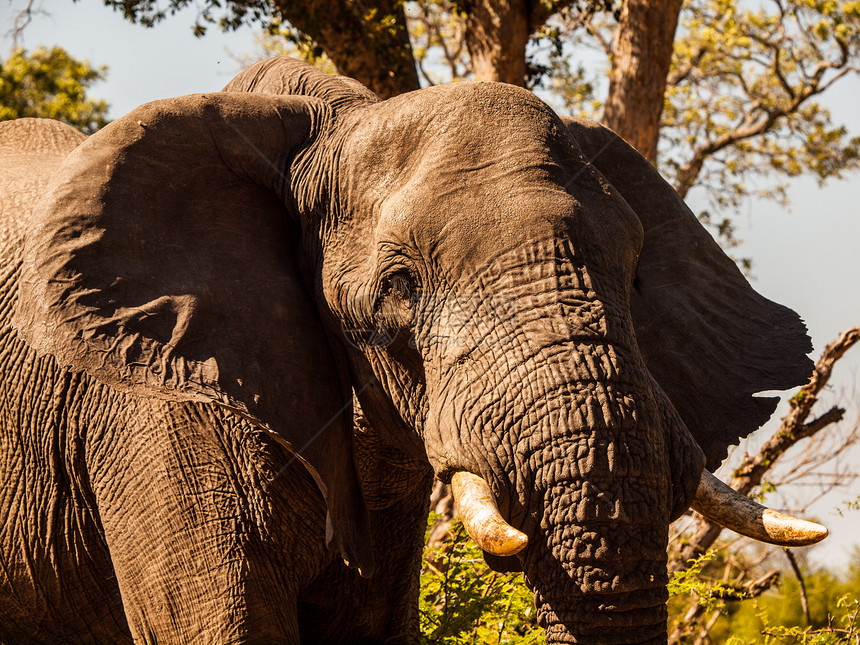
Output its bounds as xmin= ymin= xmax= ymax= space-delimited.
xmin=450 ymin=471 xmax=528 ymax=557
xmin=691 ymin=470 xmax=828 ymax=547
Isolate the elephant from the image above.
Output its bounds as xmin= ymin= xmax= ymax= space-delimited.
xmin=0 ymin=57 xmax=825 ymax=644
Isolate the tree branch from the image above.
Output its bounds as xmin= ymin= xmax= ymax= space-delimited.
xmin=783 ymin=548 xmax=811 ymax=625
xmin=673 ymin=327 xmax=860 ymax=568
xmin=7 ymin=0 xmax=47 ymax=44
xmin=668 ymin=569 xmax=779 ymax=643
xmin=671 ymin=14 xmax=860 ymax=199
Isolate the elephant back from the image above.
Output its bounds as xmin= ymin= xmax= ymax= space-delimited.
xmin=0 ymin=118 xmax=86 ymax=243
xmin=0 ymin=118 xmax=87 ymax=315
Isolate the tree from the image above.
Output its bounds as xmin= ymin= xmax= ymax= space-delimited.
xmin=521 ymin=0 xmax=860 ymax=254
xmin=0 ymin=46 xmax=109 ymax=133
xmin=601 ymin=0 xmax=684 ymax=162
xmin=93 ymin=0 xmax=617 ymax=96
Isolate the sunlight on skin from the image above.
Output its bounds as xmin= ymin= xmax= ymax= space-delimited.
xmin=2 ymin=0 xmax=858 ymax=572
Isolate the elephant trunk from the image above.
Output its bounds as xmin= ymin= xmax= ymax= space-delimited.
xmin=453 ymin=461 xmax=670 ymax=644
xmin=439 ymin=353 xmax=683 ymax=642
xmin=471 ymin=342 xmax=692 ymax=643
xmin=522 ymin=408 xmax=673 ymax=644
xmin=423 ymin=264 xmax=705 ymax=642
xmin=525 ymin=462 xmax=671 ymax=644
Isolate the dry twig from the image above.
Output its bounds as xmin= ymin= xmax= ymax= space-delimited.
xmin=675 ymin=326 xmax=860 ymax=568
xmin=783 ymin=548 xmax=811 ymax=625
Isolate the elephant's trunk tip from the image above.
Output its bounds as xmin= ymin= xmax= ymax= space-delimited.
xmin=691 ymin=470 xmax=828 ymax=547
xmin=451 ymin=471 xmax=528 ymax=556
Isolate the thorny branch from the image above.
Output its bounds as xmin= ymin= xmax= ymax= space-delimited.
xmin=674 ymin=326 xmax=860 ymax=568
xmin=669 ymin=327 xmax=860 ymax=641
xmin=668 ymin=568 xmax=780 ymax=644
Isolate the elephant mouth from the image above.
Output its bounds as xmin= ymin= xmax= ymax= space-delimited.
xmin=538 ymin=589 xmax=669 ymax=644
xmin=451 ymin=469 xmax=828 ymax=553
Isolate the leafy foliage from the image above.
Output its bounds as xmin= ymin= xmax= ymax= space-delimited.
xmin=407 ymin=0 xmax=470 ymax=86
xmin=100 ymin=0 xmax=275 ymax=34
xmin=420 ymin=515 xmax=543 ymax=644
xmin=0 ymin=46 xmax=108 ymax=133
xmin=420 ymin=522 xmax=860 ymax=644
xmin=540 ymin=0 xmax=860 ymax=249
xmin=668 ymin=551 xmax=756 ymax=615
xmin=662 ymin=535 xmax=860 ymax=644
xmin=717 ymin=552 xmax=860 ymax=644
xmin=747 ymin=595 xmax=860 ymax=645
xmin=661 ymin=0 xmax=860 ymax=206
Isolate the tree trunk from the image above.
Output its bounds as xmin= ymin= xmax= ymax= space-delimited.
xmin=272 ymin=0 xmax=420 ymax=98
xmin=463 ymin=0 xmax=530 ymax=85
xmin=602 ymin=0 xmax=684 ymax=163
xmin=274 ymin=0 xmax=577 ymax=94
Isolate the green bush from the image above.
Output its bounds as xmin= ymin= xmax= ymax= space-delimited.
xmin=421 ymin=526 xmax=860 ymax=645
xmin=420 ymin=515 xmax=543 ymax=644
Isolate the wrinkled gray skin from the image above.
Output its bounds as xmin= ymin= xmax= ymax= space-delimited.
xmin=0 ymin=58 xmax=812 ymax=644
xmin=0 ymin=121 xmax=432 ymax=643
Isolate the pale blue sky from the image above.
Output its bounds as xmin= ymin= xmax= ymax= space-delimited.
xmin=3 ymin=0 xmax=859 ymax=567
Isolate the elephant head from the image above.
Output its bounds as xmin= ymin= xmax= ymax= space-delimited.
xmin=14 ymin=57 xmax=822 ymax=643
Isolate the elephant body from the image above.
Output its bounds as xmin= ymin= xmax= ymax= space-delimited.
xmin=0 ymin=120 xmax=432 ymax=643
xmin=1 ymin=58 xmax=814 ymax=644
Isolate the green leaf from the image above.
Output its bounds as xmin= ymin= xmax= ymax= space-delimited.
xmin=0 ymin=46 xmax=109 ymax=134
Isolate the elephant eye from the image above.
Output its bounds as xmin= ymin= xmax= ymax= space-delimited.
xmin=377 ymin=270 xmax=417 ymax=329
xmin=386 ymin=273 xmax=414 ymax=301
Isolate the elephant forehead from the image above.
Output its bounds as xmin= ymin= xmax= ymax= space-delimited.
xmin=343 ymin=82 xmax=569 ymax=186
xmin=380 ymin=182 xmax=576 ymax=272
xmin=392 ymin=170 xmax=571 ymax=226
xmin=374 ymin=161 xmax=642 ymax=291
xmin=340 ymin=83 xmax=643 ymax=278
xmin=344 ymin=87 xmax=580 ymax=228
xmin=370 ymin=80 xmax=561 ymax=133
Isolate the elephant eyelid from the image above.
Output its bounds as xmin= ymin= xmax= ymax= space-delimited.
xmin=378 ymin=256 xmax=420 ymax=296
xmin=378 ymin=269 xmax=417 ymax=306
xmin=372 ymin=267 xmax=420 ymax=332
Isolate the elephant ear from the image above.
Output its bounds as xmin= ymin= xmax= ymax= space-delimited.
xmin=14 ymin=92 xmax=374 ymax=575
xmin=561 ymin=117 xmax=814 ymax=469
